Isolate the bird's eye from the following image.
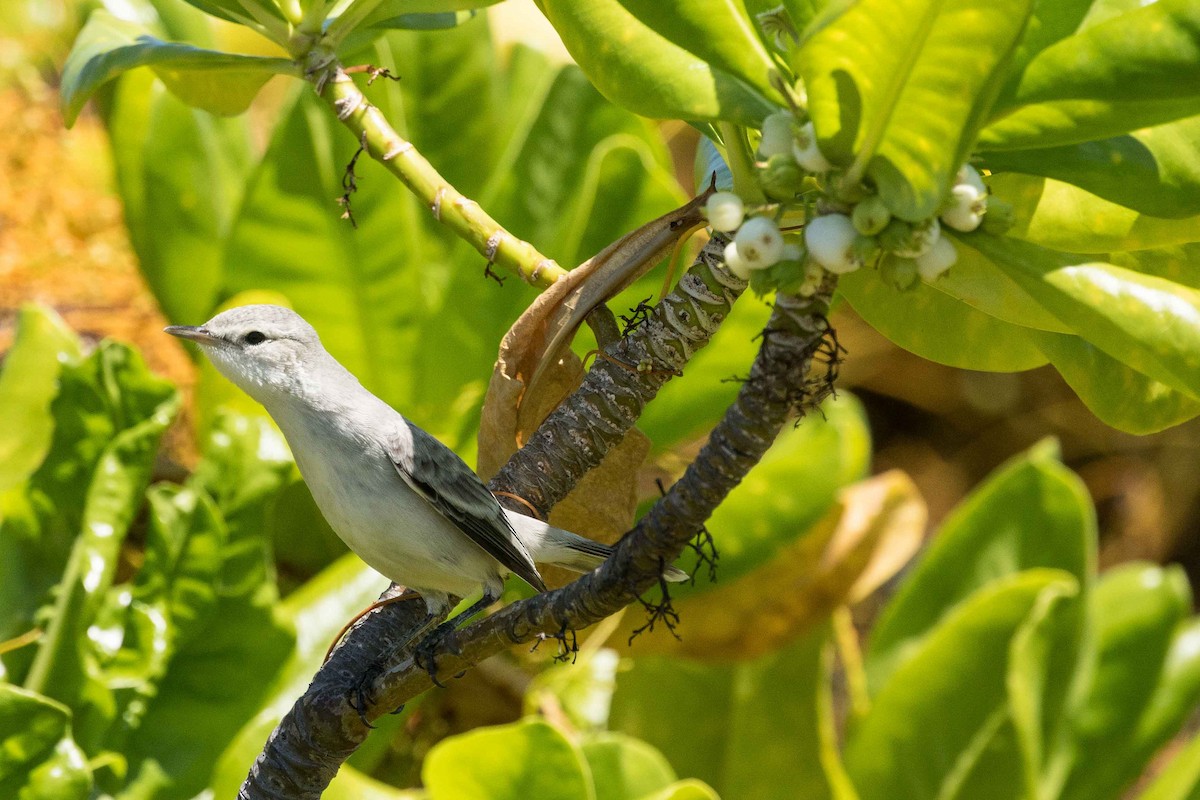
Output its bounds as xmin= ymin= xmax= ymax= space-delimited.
xmin=244 ymin=331 xmax=267 ymax=345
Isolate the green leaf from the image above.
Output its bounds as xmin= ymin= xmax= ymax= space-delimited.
xmin=176 ymin=0 xmax=287 ymax=27
xmin=1060 ymin=564 xmax=1200 ymax=800
xmin=937 ymin=234 xmax=1071 ymax=333
xmin=982 ymin=247 xmax=1200 ymax=402
xmin=19 ymin=342 xmax=178 ymax=734
xmin=581 ymin=732 xmax=677 ymax=800
xmin=1137 ymin=731 xmax=1200 ymax=800
xmin=639 ymin=780 xmax=722 ymax=800
xmin=611 ymin=624 xmax=854 ymax=800
xmin=0 ymin=306 xmax=82 ymax=493
xmin=983 ymin=117 xmax=1200 ymax=219
xmin=989 ymin=173 xmax=1200 ymax=254
xmin=614 ymin=0 xmax=779 ymax=99
xmin=423 ymin=719 xmax=593 ymax=800
xmin=61 ymin=10 xmax=295 ymax=125
xmin=103 ymin=69 xmax=254 ymax=324
xmin=982 ymin=0 xmax=1200 ymax=150
xmin=797 ymin=0 xmax=1034 ymax=220
xmin=534 ymin=0 xmax=775 ymax=126
xmin=367 ymin=10 xmax=477 ymax=29
xmin=866 ymin=442 xmax=1094 ymax=692
xmin=1033 ymin=331 xmax=1200 ymax=434
xmin=0 ymin=685 xmax=91 ymax=800
xmin=838 ymin=268 xmax=1049 ymax=371
xmin=846 ymin=570 xmax=1078 ymax=800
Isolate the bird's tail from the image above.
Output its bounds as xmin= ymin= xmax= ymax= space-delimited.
xmin=504 ymin=510 xmax=689 ymax=583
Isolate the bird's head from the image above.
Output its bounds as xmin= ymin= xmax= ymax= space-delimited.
xmin=165 ymin=304 xmax=327 ymax=406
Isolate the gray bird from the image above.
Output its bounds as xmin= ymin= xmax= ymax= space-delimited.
xmin=166 ymin=304 xmax=683 ymax=655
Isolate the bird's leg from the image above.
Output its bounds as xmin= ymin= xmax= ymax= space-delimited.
xmin=348 ymin=605 xmax=439 ymax=728
xmin=414 ymin=586 xmax=503 ymax=688
xmin=326 ymin=586 xmax=423 ymax=663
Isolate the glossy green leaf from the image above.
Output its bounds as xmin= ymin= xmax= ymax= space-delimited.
xmin=103 ymin=70 xmax=254 ymax=324
xmin=1060 ymin=564 xmax=1200 ymax=800
xmin=1033 ymin=331 xmax=1200 ymax=434
xmin=1137 ymin=730 xmax=1200 ymax=800
xmin=846 ymin=570 xmax=1078 ymax=800
xmin=368 ymin=10 xmax=476 ymax=29
xmin=206 ymin=554 xmax=389 ymax=797
xmin=359 ymin=0 xmax=504 ymax=27
xmin=0 ymin=685 xmax=91 ymax=800
xmin=611 ymin=624 xmax=853 ymax=800
xmin=121 ymin=420 xmax=294 ymax=798
xmin=989 ymin=173 xmax=1200 ymax=254
xmin=0 ymin=306 xmax=82 ymax=493
xmin=982 ymin=0 xmax=1200 ymax=150
xmin=534 ymin=0 xmax=774 ymax=126
xmin=866 ymin=442 xmax=1094 ymax=691
xmin=983 ymin=117 xmax=1200 ymax=218
xmin=61 ymin=10 xmax=294 ymax=125
xmin=582 ymin=732 xmax=677 ymax=800
xmin=838 ymin=268 xmax=1049 ymax=372
xmin=20 ymin=342 xmax=178 ymax=738
xmin=1003 ymin=0 xmax=1092 ymax=82
xmin=639 ymin=781 xmax=721 ymax=800
xmin=937 ymin=234 xmax=1070 ymax=333
xmin=797 ymin=0 xmax=1033 ymax=220
xmin=424 ymin=719 xmax=592 ymax=800
xmin=177 ymin=0 xmax=287 ymax=27
xmin=614 ymin=0 xmax=779 ymax=98
xmin=982 ymin=247 xmax=1200 ymax=402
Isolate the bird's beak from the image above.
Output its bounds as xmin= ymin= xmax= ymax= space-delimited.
xmin=164 ymin=325 xmax=218 ymax=345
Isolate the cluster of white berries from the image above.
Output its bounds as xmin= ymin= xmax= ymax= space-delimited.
xmin=705 ymin=192 xmax=804 ymax=283
xmin=804 ymin=164 xmax=994 ymax=288
xmin=704 ymin=108 xmax=1003 ymax=294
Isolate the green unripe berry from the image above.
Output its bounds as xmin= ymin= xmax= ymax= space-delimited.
xmin=851 ymin=234 xmax=882 ymax=267
xmin=760 ymin=153 xmax=804 ymax=201
xmin=980 ymin=197 xmax=1015 ymax=235
xmin=852 ymin=195 xmax=891 ymax=236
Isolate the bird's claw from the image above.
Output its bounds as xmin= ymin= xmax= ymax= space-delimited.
xmin=348 ymin=660 xmax=386 ymax=728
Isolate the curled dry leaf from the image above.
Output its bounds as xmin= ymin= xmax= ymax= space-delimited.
xmin=612 ymin=470 xmax=927 ymax=661
xmin=478 ymin=191 xmax=713 ymax=568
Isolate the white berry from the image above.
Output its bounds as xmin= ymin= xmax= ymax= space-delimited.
xmin=940 ymin=184 xmax=986 ymax=232
xmin=705 ymin=191 xmax=745 ymax=233
xmin=758 ymin=111 xmax=795 ymax=158
xmin=916 ymin=235 xmax=958 ymax=280
xmin=734 ymin=216 xmax=785 ymax=267
xmin=956 ymin=164 xmax=987 ymax=195
xmin=805 ymin=213 xmax=859 ymax=274
xmin=723 ymin=241 xmax=752 ymax=279
xmin=792 ymin=122 xmax=831 ymax=173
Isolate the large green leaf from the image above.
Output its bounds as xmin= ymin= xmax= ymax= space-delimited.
xmin=983 ymin=117 xmax=1200 ymax=219
xmin=981 ymin=246 xmax=1200 ymax=402
xmin=1033 ymin=331 xmax=1200 ymax=434
xmin=1060 ymin=564 xmax=1200 ymax=800
xmin=614 ymin=0 xmax=779 ymax=99
xmin=104 ymin=69 xmax=254 ymax=323
xmin=18 ymin=342 xmax=178 ymax=745
xmin=423 ymin=719 xmax=593 ymax=800
xmin=838 ymin=268 xmax=1049 ymax=372
xmin=846 ymin=570 xmax=1078 ymax=800
xmin=866 ymin=442 xmax=1094 ymax=692
xmin=0 ymin=685 xmax=91 ymax=800
xmin=989 ymin=173 xmax=1200 ymax=254
xmin=797 ymin=0 xmax=1033 ymax=220
xmin=581 ymin=732 xmax=677 ymax=800
xmin=534 ymin=0 xmax=774 ymax=126
xmin=611 ymin=624 xmax=854 ymax=800
xmin=0 ymin=306 xmax=82 ymax=494
xmin=61 ymin=10 xmax=295 ymax=125
xmin=936 ymin=234 xmax=1070 ymax=333
xmin=982 ymin=0 xmax=1200 ymax=150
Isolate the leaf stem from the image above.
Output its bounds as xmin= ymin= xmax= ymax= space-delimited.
xmin=312 ymin=60 xmax=566 ymax=288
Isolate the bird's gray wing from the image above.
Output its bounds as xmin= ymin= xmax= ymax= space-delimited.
xmin=387 ymin=420 xmax=547 ymax=592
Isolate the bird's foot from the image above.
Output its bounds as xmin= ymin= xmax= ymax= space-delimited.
xmin=413 ymin=621 xmax=460 ymax=688
xmin=347 ymin=659 xmax=386 ymax=728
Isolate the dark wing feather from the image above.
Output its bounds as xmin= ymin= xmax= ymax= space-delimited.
xmin=388 ymin=420 xmax=546 ymax=592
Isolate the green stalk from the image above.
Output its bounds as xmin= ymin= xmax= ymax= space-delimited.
xmin=313 ymin=61 xmax=567 ymax=288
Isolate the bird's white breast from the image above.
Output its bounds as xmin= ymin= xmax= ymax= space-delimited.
xmin=273 ymin=400 xmax=497 ymax=598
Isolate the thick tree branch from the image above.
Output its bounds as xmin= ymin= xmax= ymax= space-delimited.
xmin=240 ymin=271 xmax=837 ymax=798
